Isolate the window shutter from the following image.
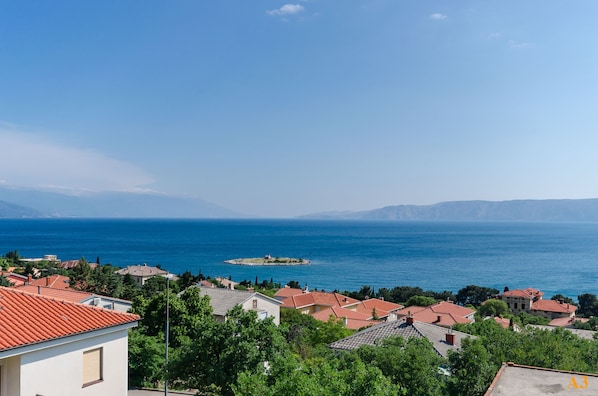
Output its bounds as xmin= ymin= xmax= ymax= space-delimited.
xmin=82 ymin=348 xmax=102 ymax=385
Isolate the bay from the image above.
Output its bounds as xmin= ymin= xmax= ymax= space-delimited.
xmin=1 ymin=219 xmax=597 ymax=299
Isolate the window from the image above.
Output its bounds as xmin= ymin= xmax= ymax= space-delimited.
xmin=514 ymin=303 xmax=518 ymax=309
xmin=252 ymin=299 xmax=258 ymax=309
xmin=522 ymin=304 xmax=526 ymax=310
xmin=82 ymin=348 xmax=103 ymax=387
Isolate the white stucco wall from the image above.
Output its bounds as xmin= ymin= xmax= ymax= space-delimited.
xmin=2 ymin=327 xmax=130 ymax=396
xmin=242 ymin=295 xmax=281 ymax=325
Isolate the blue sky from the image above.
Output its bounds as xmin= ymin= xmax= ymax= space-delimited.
xmin=1 ymin=1 xmax=598 ymax=217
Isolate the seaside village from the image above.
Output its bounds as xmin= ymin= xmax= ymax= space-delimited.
xmin=1 ymin=253 xmax=598 ymax=395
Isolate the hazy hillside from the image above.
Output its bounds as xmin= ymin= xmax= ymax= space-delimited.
xmin=0 ymin=187 xmax=244 ymax=218
xmin=0 ymin=200 xmax=42 ymax=218
xmin=301 ymin=199 xmax=598 ymax=222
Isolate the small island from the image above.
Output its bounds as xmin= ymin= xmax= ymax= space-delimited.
xmin=224 ymin=254 xmax=311 ymax=266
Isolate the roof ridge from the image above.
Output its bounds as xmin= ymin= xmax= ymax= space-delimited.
xmin=1 ymin=287 xmax=138 ymax=318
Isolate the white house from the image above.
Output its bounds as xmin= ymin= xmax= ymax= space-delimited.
xmin=0 ymin=287 xmax=139 ymax=396
xmin=194 ymin=285 xmax=282 ymax=325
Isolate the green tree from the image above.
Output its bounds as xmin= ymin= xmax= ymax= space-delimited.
xmin=0 ymin=274 xmax=11 ymax=286
xmin=577 ymin=293 xmax=598 ymax=317
xmin=448 ymin=338 xmax=497 ymax=396
xmin=128 ymin=330 xmax=165 ymax=388
xmin=477 ymin=299 xmax=509 ymax=317
xmin=4 ymin=250 xmax=20 ymax=265
xmin=0 ymin=257 xmax=9 ymax=271
xmin=456 ymin=285 xmax=499 ymax=307
xmin=551 ymin=294 xmax=575 ymax=305
xmin=389 ymin=286 xmax=425 ymax=303
xmin=405 ymin=295 xmax=437 ymax=307
xmin=169 ymin=306 xmax=287 ymax=396
xmin=69 ymin=257 xmax=91 ymax=290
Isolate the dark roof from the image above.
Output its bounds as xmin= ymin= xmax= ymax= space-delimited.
xmin=194 ymin=286 xmax=281 ymax=317
xmin=328 ymin=318 xmax=475 ymax=357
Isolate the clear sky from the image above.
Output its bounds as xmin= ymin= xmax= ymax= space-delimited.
xmin=1 ymin=1 xmax=598 ymax=217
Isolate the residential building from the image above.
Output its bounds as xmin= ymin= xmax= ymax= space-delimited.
xmin=329 ymin=316 xmax=475 ymax=357
xmin=274 ymin=287 xmax=404 ymax=328
xmin=499 ymin=288 xmax=543 ymax=314
xmin=115 ymin=264 xmax=167 ymax=286
xmin=497 ymin=288 xmax=577 ymax=319
xmin=529 ymin=299 xmax=577 ymax=320
xmin=274 ymin=287 xmax=362 ymax=315
xmin=0 ymin=287 xmax=139 ymax=395
xmin=485 ymin=362 xmax=598 ymax=395
xmin=195 ymin=286 xmax=282 ymax=325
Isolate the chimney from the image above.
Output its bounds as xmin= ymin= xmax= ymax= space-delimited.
xmin=445 ymin=330 xmax=456 ymax=345
xmin=46 ymin=276 xmax=49 ymax=286
xmin=436 ymin=315 xmax=442 ymax=323
xmin=37 ymin=285 xmax=41 ymax=295
xmin=406 ymin=311 xmax=414 ymax=325
xmin=28 ymin=275 xmax=32 ymax=284
xmin=379 ymin=296 xmax=384 ymax=301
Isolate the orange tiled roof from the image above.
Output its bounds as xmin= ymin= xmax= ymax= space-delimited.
xmin=0 ymin=287 xmax=139 ymax=351
xmin=278 ymin=290 xmax=361 ymax=310
xmin=548 ymin=316 xmax=588 ymax=327
xmin=274 ymin=287 xmax=304 ymax=298
xmin=503 ymin=288 xmax=543 ymax=299
xmin=395 ymin=302 xmax=475 ymax=327
xmin=311 ymin=307 xmax=379 ymax=330
xmin=16 ymin=285 xmax=93 ymax=303
xmin=429 ymin=301 xmax=476 ymax=317
xmin=27 ymin=275 xmax=71 ymax=290
xmin=531 ymin=299 xmax=576 ymax=314
xmin=356 ymin=298 xmax=404 ymax=318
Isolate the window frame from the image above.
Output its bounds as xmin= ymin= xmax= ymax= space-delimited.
xmin=82 ymin=347 xmax=103 ymax=387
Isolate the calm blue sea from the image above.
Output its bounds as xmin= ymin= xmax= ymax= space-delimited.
xmin=1 ymin=219 xmax=597 ymax=299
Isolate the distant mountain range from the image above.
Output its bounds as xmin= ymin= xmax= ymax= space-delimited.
xmin=3 ymin=187 xmax=598 ymax=221
xmin=300 ymin=199 xmax=598 ymax=222
xmin=0 ymin=186 xmax=243 ymax=218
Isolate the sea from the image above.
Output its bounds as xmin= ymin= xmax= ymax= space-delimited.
xmin=1 ymin=219 xmax=597 ymax=299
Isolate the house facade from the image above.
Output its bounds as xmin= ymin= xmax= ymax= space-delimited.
xmin=0 ymin=287 xmax=139 ymax=396
xmin=497 ymin=288 xmax=576 ymax=319
xmin=195 ymin=286 xmax=282 ymax=325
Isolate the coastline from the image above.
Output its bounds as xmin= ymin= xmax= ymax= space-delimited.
xmin=224 ymin=257 xmax=311 ymax=266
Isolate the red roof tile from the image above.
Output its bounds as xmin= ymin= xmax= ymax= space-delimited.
xmin=0 ymin=287 xmax=139 ymax=352
xmin=274 ymin=287 xmax=304 ymax=298
xmin=531 ymin=299 xmax=576 ymax=314
xmin=356 ymin=299 xmax=404 ymax=318
xmin=26 ymin=275 xmax=72 ymax=290
xmin=16 ymin=285 xmax=93 ymax=303
xmin=395 ymin=302 xmax=475 ymax=327
xmin=278 ymin=290 xmax=361 ymax=310
xmin=311 ymin=307 xmax=379 ymax=330
xmin=502 ymin=288 xmax=543 ymax=299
